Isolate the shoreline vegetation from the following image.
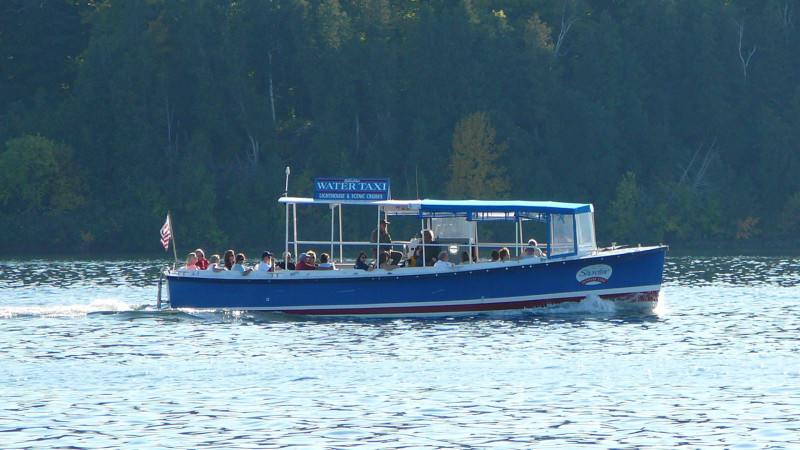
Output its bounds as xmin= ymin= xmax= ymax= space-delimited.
xmin=2 ymin=2 xmax=800 ymax=255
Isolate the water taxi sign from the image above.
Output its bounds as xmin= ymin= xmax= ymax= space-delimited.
xmin=314 ymin=178 xmax=390 ymax=201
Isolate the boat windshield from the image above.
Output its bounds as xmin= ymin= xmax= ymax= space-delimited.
xmin=550 ymin=213 xmax=575 ymax=257
xmin=431 ymin=217 xmax=475 ymax=242
xmin=549 ymin=211 xmax=597 ymax=257
xmin=576 ymin=211 xmax=596 ymax=253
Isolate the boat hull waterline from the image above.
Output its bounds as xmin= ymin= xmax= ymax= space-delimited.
xmin=166 ymin=246 xmax=666 ymax=316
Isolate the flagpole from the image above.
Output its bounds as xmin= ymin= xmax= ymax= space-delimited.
xmin=169 ymin=211 xmax=178 ymax=265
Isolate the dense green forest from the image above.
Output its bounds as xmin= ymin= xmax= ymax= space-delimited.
xmin=2 ymin=0 xmax=800 ymax=256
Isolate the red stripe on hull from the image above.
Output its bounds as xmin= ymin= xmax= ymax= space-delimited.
xmin=266 ymin=291 xmax=660 ymax=316
xmin=600 ymin=290 xmax=660 ymax=303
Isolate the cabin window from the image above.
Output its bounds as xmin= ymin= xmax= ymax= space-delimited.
xmin=431 ymin=217 xmax=476 ymax=243
xmin=575 ymin=212 xmax=597 ymax=252
xmin=550 ymin=213 xmax=576 ymax=256
xmin=431 ymin=217 xmax=477 ymax=260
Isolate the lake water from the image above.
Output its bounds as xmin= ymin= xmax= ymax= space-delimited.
xmin=2 ymin=257 xmax=799 ymax=448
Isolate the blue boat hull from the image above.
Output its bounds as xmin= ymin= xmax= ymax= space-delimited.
xmin=165 ymin=246 xmax=666 ymax=316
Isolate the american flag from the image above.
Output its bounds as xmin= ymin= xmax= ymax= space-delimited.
xmin=160 ymin=214 xmax=171 ymax=250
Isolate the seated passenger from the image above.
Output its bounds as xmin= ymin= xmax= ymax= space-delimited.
xmin=354 ymin=251 xmax=371 ymax=271
xmin=523 ymin=239 xmax=545 ymax=258
xmin=194 ymin=249 xmax=209 ymax=270
xmin=412 ymin=229 xmax=442 ymax=266
xmin=434 ymin=251 xmax=454 ymax=268
xmin=295 ymin=252 xmax=317 ymax=270
xmin=184 ymin=252 xmax=199 ymax=270
xmin=206 ymin=254 xmax=226 ymax=272
xmin=223 ymin=249 xmax=236 ymax=270
xmin=378 ymin=251 xmax=400 ymax=270
xmin=306 ymin=251 xmax=318 ymax=268
xmin=318 ymin=252 xmax=336 ymax=270
xmin=256 ymin=251 xmax=274 ymax=272
xmin=498 ymin=247 xmax=511 ymax=262
xmin=490 ymin=249 xmax=500 ymax=262
xmin=232 ymin=253 xmax=253 ymax=275
xmin=276 ymin=252 xmax=295 ymax=270
xmin=459 ymin=251 xmax=470 ymax=265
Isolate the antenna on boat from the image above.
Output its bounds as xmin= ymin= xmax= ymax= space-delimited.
xmin=284 ymin=166 xmax=291 ymax=269
xmin=415 ymin=165 xmax=420 ymax=199
xmin=283 ymin=166 xmax=291 ymax=197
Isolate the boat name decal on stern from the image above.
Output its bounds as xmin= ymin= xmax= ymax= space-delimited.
xmin=576 ymin=264 xmax=612 ymax=285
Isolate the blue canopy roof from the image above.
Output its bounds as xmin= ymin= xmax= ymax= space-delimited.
xmin=279 ymin=197 xmax=593 ymax=221
xmin=418 ymin=199 xmax=593 ymax=215
xmin=414 ymin=200 xmax=592 ymax=221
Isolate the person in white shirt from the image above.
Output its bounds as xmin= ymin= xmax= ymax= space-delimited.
xmin=256 ymin=251 xmax=274 ymax=272
xmin=232 ymin=253 xmax=253 ymax=276
xmin=433 ymin=251 xmax=453 ymax=268
xmin=317 ymin=252 xmax=336 ymax=270
xmin=206 ymin=254 xmax=226 ymax=272
xmin=522 ymin=239 xmax=545 ymax=258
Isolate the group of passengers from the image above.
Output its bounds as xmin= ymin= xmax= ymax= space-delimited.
xmin=371 ymin=220 xmax=440 ymax=268
xmin=294 ymin=250 xmax=337 ymax=271
xmin=363 ymin=219 xmax=546 ymax=270
xmin=181 ymin=220 xmax=545 ymax=274
xmin=183 ymin=248 xmax=280 ymax=275
xmin=182 ymin=247 xmax=339 ymax=275
xmin=487 ymin=239 xmax=545 ymax=262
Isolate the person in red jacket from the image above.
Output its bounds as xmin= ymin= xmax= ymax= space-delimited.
xmin=295 ymin=252 xmax=317 ymax=270
xmin=194 ymin=248 xmax=210 ymax=270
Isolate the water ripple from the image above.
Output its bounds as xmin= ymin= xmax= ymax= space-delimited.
xmin=665 ymin=256 xmax=800 ymax=287
xmin=1 ymin=258 xmax=800 ymax=447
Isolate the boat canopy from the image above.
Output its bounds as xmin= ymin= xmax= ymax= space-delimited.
xmin=278 ymin=197 xmax=593 ymax=222
xmin=279 ymin=197 xmax=597 ymax=259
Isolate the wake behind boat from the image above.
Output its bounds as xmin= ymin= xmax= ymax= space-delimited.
xmin=164 ymin=177 xmax=667 ymax=317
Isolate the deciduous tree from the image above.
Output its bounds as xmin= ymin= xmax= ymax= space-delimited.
xmin=445 ymin=112 xmax=509 ymax=199
xmin=0 ymin=135 xmax=86 ymax=214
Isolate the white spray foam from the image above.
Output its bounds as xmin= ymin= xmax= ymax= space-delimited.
xmin=526 ymin=293 xmax=617 ymax=315
xmin=0 ymin=298 xmax=136 ymax=319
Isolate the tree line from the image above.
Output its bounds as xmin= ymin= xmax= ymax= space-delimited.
xmin=1 ymin=0 xmax=800 ymax=256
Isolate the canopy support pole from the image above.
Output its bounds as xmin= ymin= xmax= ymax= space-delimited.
xmin=338 ymin=204 xmax=344 ymax=262
xmin=374 ymin=206 xmax=383 ymax=262
xmin=329 ymin=204 xmax=335 ymax=261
